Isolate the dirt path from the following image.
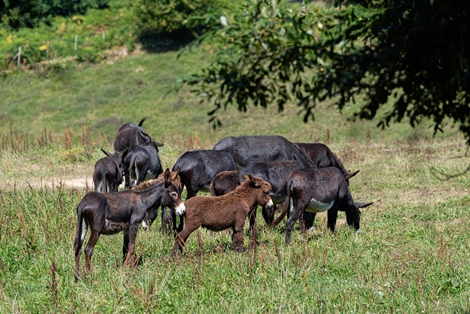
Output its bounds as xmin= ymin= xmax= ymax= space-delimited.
xmin=4 ymin=177 xmax=94 ymax=190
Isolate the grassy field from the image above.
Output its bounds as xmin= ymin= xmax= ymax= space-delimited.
xmin=1 ymin=44 xmax=470 ymax=312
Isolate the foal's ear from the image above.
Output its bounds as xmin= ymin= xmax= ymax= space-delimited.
xmin=248 ymin=174 xmax=261 ymax=187
xmin=242 ymin=174 xmax=249 ymax=182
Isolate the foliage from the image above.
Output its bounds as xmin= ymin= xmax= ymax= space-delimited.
xmin=34 ymin=0 xmax=110 ymax=17
xmin=0 ymin=0 xmax=121 ymax=31
xmin=0 ymin=0 xmax=39 ymax=30
xmin=132 ymin=0 xmax=220 ymax=33
xmin=0 ymin=7 xmax=138 ymax=74
xmin=181 ymin=0 xmax=470 ymax=143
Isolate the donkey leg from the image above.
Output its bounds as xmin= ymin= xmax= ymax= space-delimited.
xmin=232 ymin=221 xmax=246 ymax=252
xmin=171 ymin=223 xmax=199 ymax=258
xmin=285 ymin=208 xmax=303 ymax=244
xmin=248 ymin=205 xmax=257 ymax=232
xmin=262 ymin=204 xmax=277 ymax=226
xmin=123 ymin=224 xmax=138 ymax=267
xmin=84 ymin=230 xmax=100 ymax=274
xmin=302 ymin=212 xmax=316 ymax=231
xmin=327 ymin=205 xmax=339 ymax=233
xmin=122 ymin=230 xmax=130 ymax=262
xmin=160 ymin=206 xmax=170 ymax=234
xmin=176 ymin=212 xmax=184 ymax=233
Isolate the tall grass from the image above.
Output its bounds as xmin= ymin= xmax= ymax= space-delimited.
xmin=0 ymin=135 xmax=469 ymax=312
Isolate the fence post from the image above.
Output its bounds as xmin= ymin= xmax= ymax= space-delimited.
xmin=18 ymin=46 xmax=21 ymax=67
xmin=74 ymin=35 xmax=78 ymax=55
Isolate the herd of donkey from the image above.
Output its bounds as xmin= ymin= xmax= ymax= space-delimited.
xmin=73 ymin=117 xmax=374 ymax=280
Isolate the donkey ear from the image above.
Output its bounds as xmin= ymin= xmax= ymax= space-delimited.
xmin=346 ymin=169 xmax=360 ymax=180
xmin=164 ymin=168 xmax=172 ymax=183
xmin=248 ymin=174 xmax=261 ymax=187
xmin=172 ymin=166 xmax=181 ymax=180
xmin=101 ymin=148 xmax=111 ymax=157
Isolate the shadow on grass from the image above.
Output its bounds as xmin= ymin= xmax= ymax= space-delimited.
xmin=138 ymin=28 xmax=196 ymax=54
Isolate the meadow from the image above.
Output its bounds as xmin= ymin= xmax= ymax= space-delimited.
xmin=1 ymin=44 xmax=470 ymax=312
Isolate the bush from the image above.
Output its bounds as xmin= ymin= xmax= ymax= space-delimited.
xmin=132 ymin=0 xmax=219 ymax=33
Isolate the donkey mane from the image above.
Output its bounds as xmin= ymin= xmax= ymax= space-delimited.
xmin=131 ymin=178 xmax=162 ymax=191
xmin=331 ymin=150 xmax=349 ymax=176
xmin=291 ymin=142 xmax=316 ymax=168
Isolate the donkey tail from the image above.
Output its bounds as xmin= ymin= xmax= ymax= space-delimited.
xmin=138 ymin=116 xmax=148 ymax=127
xmin=73 ymin=204 xmax=87 ymax=257
xmin=101 ymin=170 xmax=108 ymax=193
xmin=272 ymin=180 xmax=294 ymax=226
xmin=127 ymin=153 xmax=138 ymax=188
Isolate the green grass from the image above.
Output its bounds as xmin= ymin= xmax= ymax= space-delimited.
xmin=1 ymin=22 xmax=470 ymax=313
xmin=1 ymin=136 xmax=470 ymax=312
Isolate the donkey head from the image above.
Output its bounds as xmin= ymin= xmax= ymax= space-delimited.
xmin=242 ymin=174 xmax=273 ymax=208
xmin=161 ymin=167 xmax=185 ymax=215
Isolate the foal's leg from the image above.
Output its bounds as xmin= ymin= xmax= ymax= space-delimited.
xmin=232 ymin=220 xmax=246 ymax=252
xmin=248 ymin=205 xmax=257 ymax=232
xmin=171 ymin=222 xmax=199 ymax=258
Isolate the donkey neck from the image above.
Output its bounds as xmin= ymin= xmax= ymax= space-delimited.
xmin=232 ymin=185 xmax=262 ymax=209
xmin=133 ymin=181 xmax=165 ymax=208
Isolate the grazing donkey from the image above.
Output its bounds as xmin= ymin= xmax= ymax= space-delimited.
xmin=294 ymin=142 xmax=359 ymax=185
xmin=209 ymin=170 xmax=240 ymax=197
xmin=73 ymin=168 xmax=184 ymax=280
xmin=271 ymin=167 xmax=373 ymax=244
xmin=173 ymin=150 xmax=237 ymax=199
xmin=113 ymin=117 xmax=153 ymax=153
xmin=213 ymin=135 xmax=313 ymax=169
xmin=171 ymin=175 xmax=273 ymax=257
xmin=123 ymin=140 xmax=164 ymax=189
xmin=93 ymin=149 xmax=124 ymax=193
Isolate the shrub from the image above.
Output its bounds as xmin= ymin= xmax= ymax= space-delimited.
xmin=132 ymin=0 xmax=219 ymax=33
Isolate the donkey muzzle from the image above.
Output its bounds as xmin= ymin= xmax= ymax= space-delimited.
xmin=175 ymin=203 xmax=186 ymax=216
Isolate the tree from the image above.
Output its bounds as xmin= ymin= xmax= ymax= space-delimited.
xmin=182 ymin=0 xmax=470 ymax=143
